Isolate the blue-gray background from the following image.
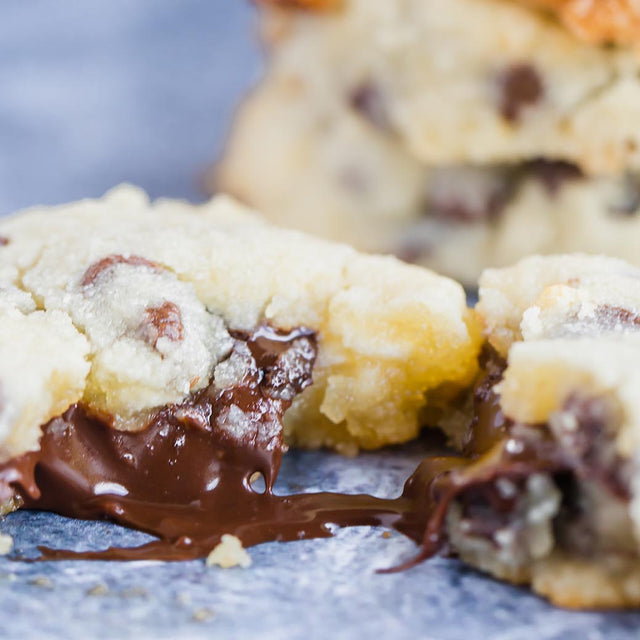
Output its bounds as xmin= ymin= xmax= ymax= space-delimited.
xmin=0 ymin=1 xmax=259 ymax=215
xmin=0 ymin=3 xmax=638 ymax=639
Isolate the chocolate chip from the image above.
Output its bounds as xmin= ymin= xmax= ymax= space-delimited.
xmin=81 ymin=254 xmax=161 ymax=287
xmin=262 ymin=336 xmax=316 ymax=400
xmin=551 ymin=394 xmax=630 ymax=500
xmin=522 ymin=159 xmax=583 ymax=195
xmin=139 ymin=301 xmax=184 ymax=347
xmin=498 ymin=64 xmax=543 ymax=123
xmin=349 ymin=81 xmax=391 ymax=131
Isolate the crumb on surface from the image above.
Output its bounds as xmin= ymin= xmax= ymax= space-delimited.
xmin=382 ymin=531 xmax=392 ymax=539
xmin=87 ymin=583 xmax=109 ymax=597
xmin=0 ymin=533 xmax=13 ymax=555
xmin=192 ymin=607 xmax=215 ymax=622
xmin=206 ymin=534 xmax=252 ymax=569
xmin=30 ymin=576 xmax=54 ymax=589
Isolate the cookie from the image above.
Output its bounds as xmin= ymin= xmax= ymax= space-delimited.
xmin=413 ymin=255 xmax=640 ymax=608
xmin=216 ymin=0 xmax=640 ymax=284
xmin=0 ymin=184 xmax=479 ymax=464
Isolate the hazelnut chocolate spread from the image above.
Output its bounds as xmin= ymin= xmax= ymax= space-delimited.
xmin=394 ymin=347 xmax=634 ymax=570
xmin=0 ymin=326 xmax=430 ymax=562
xmin=0 ymin=339 xmax=632 ymax=566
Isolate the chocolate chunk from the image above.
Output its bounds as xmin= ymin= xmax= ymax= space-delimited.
xmin=81 ymin=254 xmax=161 ymax=287
xmin=550 ymin=394 xmax=631 ymax=500
xmin=498 ymin=64 xmax=543 ymax=123
xmin=523 ymin=159 xmax=583 ymax=195
xmin=138 ymin=302 xmax=184 ymax=347
xmin=350 ymin=81 xmax=392 ymax=131
xmin=463 ymin=345 xmax=509 ymax=456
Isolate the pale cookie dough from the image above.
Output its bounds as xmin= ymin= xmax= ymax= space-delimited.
xmin=438 ymin=255 xmax=640 ymax=608
xmin=0 ymin=185 xmax=480 ymax=462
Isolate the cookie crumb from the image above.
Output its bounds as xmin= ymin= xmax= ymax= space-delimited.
xmin=0 ymin=533 xmax=13 ymax=555
xmin=382 ymin=531 xmax=392 ymax=539
xmin=30 ymin=576 xmax=54 ymax=589
xmin=206 ymin=534 xmax=252 ymax=569
xmin=87 ymin=583 xmax=109 ymax=597
xmin=192 ymin=607 xmax=215 ymax=622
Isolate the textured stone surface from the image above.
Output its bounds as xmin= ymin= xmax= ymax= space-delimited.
xmin=0 ymin=2 xmax=639 ymax=638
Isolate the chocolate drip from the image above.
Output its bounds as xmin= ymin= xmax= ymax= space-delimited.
xmin=0 ymin=326 xmax=429 ymax=561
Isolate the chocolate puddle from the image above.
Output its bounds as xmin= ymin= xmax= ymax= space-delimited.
xmin=0 ymin=326 xmax=441 ymax=562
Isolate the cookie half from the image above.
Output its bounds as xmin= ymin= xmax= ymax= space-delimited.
xmin=0 ymin=185 xmax=479 ymax=517
xmin=415 ymin=255 xmax=640 ymax=608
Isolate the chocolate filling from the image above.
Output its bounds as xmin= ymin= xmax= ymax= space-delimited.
xmin=0 ymin=337 xmax=632 ymax=568
xmin=399 ymin=349 xmax=634 ymax=569
xmin=0 ymin=326 xmax=429 ymax=561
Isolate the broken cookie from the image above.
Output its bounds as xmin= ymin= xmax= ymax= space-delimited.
xmin=0 ymin=185 xmax=479 ymax=559
xmin=405 ymin=255 xmax=640 ymax=608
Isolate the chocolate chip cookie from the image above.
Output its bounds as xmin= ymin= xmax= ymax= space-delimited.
xmin=216 ymin=0 xmax=640 ymax=284
xmin=0 ymin=185 xmax=480 ymax=537
xmin=409 ymin=255 xmax=640 ymax=608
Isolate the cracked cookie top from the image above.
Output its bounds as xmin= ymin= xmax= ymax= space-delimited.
xmin=0 ymin=185 xmax=480 ymax=458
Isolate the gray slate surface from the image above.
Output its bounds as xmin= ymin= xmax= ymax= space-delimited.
xmin=0 ymin=2 xmax=639 ymax=638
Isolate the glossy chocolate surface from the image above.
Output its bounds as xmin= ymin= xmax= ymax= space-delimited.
xmin=0 ymin=326 xmax=429 ymax=561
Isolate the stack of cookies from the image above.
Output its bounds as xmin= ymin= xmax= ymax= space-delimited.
xmin=217 ymin=0 xmax=640 ymax=284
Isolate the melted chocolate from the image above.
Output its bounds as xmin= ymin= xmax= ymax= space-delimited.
xmin=402 ymin=352 xmax=634 ymax=567
xmin=81 ymin=254 xmax=161 ymax=287
xmin=0 ymin=338 xmax=632 ymax=568
xmin=0 ymin=326 xmax=428 ymax=561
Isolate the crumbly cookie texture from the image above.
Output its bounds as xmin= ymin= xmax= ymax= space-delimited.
xmin=217 ymin=0 xmax=640 ymax=284
xmin=459 ymin=255 xmax=640 ymax=608
xmin=0 ymin=185 xmax=480 ymax=459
